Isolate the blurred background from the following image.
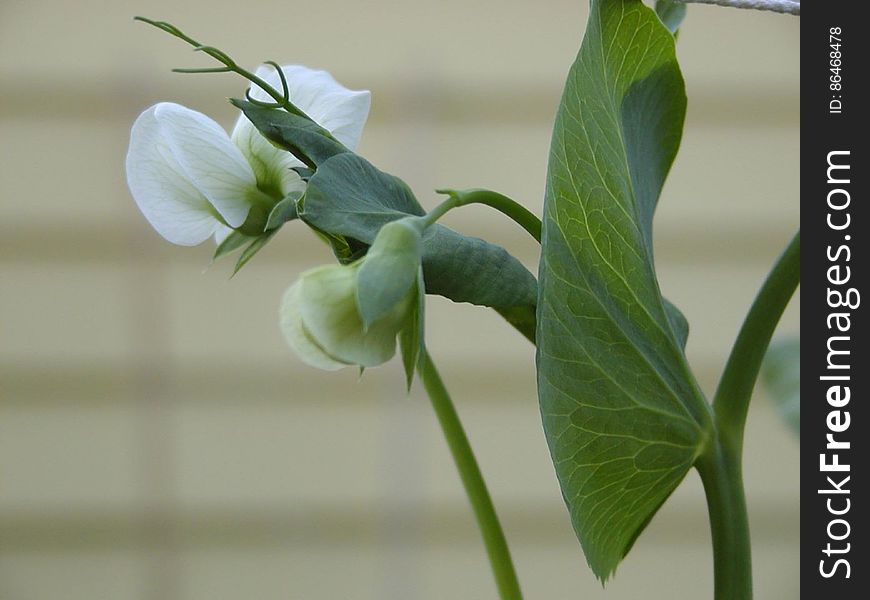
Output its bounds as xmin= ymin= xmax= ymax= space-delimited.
xmin=0 ymin=1 xmax=798 ymax=598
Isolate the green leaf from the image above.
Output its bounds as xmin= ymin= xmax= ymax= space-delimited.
xmin=536 ymin=0 xmax=710 ymax=580
xmin=399 ymin=272 xmax=426 ymax=390
xmin=494 ymin=306 xmax=537 ymax=345
xmin=230 ymin=99 xmax=349 ymax=169
xmin=420 ymin=226 xmax=536 ymax=308
xmin=663 ymin=297 xmax=689 ymax=350
xmin=761 ymin=338 xmax=800 ymax=435
xmin=292 ymin=167 xmax=315 ymax=181
xmin=303 ymin=152 xmax=425 ymax=233
xmin=655 ymin=0 xmax=687 ymax=35
xmin=303 ymin=153 xmax=538 ymax=314
xmin=265 ymin=191 xmax=301 ymax=231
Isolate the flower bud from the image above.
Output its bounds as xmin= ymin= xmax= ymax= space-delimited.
xmin=280 ymin=261 xmax=415 ymax=369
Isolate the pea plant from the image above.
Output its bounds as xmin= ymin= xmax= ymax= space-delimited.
xmin=125 ymin=1 xmax=800 ymax=598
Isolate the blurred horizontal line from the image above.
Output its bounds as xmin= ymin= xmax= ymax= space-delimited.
xmin=0 ymin=359 xmax=723 ymax=408
xmin=0 ymin=80 xmax=798 ymax=128
xmin=1 ymin=359 xmax=536 ymax=407
xmin=0 ymin=503 xmax=796 ymax=552
xmin=0 ymin=222 xmax=797 ymax=267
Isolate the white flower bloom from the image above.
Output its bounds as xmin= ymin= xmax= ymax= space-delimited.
xmin=126 ymin=65 xmax=371 ymax=246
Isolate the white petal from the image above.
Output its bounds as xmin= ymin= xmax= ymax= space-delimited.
xmin=246 ymin=64 xmax=371 ymax=150
xmin=280 ymin=281 xmax=349 ymax=371
xmin=214 ymin=225 xmax=235 ymax=245
xmin=154 ymin=102 xmax=257 ymax=228
xmin=230 ymin=116 xmax=307 ymax=197
xmin=126 ymin=104 xmax=220 ymax=246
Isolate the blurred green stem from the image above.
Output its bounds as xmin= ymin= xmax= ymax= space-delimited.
xmin=418 ymin=349 xmax=524 ymax=600
xmin=698 ymin=230 xmax=800 ymax=600
xmin=696 ymin=436 xmax=753 ymax=600
xmin=714 ymin=231 xmax=800 ymax=451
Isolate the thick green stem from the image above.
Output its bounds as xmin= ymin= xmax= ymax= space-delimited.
xmin=417 ymin=349 xmax=523 ymax=600
xmin=696 ymin=438 xmax=753 ymax=600
xmin=698 ymin=230 xmax=800 ymax=600
xmin=713 ymin=230 xmax=800 ymax=450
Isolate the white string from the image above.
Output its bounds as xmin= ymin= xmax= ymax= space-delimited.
xmin=670 ymin=0 xmax=800 ymax=16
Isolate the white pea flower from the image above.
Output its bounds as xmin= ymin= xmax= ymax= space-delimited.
xmin=281 ymin=219 xmax=423 ymax=370
xmin=126 ymin=65 xmax=371 ymax=246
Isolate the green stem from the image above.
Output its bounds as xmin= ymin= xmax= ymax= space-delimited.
xmin=713 ymin=230 xmax=800 ymax=450
xmin=429 ymin=188 xmax=542 ymax=243
xmin=696 ymin=438 xmax=752 ymax=600
xmin=417 ymin=349 xmax=523 ymax=600
xmin=698 ymin=230 xmax=800 ymax=600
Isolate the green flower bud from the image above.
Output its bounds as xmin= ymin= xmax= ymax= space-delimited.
xmin=280 ymin=261 xmax=415 ymax=370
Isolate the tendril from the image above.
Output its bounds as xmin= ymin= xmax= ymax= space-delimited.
xmin=172 ymin=66 xmax=233 ymax=74
xmin=133 ymin=16 xmax=311 ymax=120
xmin=264 ymin=61 xmax=290 ymax=104
xmin=244 ymin=88 xmax=284 ymax=109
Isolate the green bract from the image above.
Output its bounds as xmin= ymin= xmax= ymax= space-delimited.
xmin=232 ymin=99 xmax=349 ymax=170
xmin=536 ymin=0 xmax=711 ymax=580
xmin=357 ymin=218 xmax=424 ymax=329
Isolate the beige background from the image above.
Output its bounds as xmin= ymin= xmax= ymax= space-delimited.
xmin=0 ymin=1 xmax=799 ymax=598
